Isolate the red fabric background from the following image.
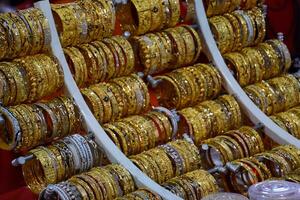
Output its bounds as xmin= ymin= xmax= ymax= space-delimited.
xmin=0 ymin=0 xmax=297 ymax=199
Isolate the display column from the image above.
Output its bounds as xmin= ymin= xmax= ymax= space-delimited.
xmin=194 ymin=0 xmax=300 ymax=147
xmin=33 ymin=0 xmax=183 ymax=199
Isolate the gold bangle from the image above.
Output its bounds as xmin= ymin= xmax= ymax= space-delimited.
xmin=166 ymin=71 xmax=193 ymax=108
xmin=255 ymin=152 xmax=291 ymax=177
xmin=155 ymin=32 xmax=173 ymax=69
xmin=90 ymin=84 xmax=113 ymax=123
xmin=110 ymin=36 xmax=135 ymax=76
xmin=209 ymin=16 xmax=233 ymax=53
xmin=174 ymin=26 xmax=196 ymax=66
xmin=48 ymin=145 xmax=65 ymax=181
xmin=241 ymin=47 xmax=265 ymax=84
xmin=224 ymin=52 xmax=251 ymax=87
xmin=182 ymin=25 xmax=202 ymax=63
xmin=239 ymin=126 xmax=264 ymax=153
xmin=168 ymin=0 xmax=180 ymax=27
xmin=195 ymin=63 xmax=222 ymax=99
xmin=104 ymin=164 xmax=135 ymax=195
xmin=69 ymin=176 xmax=95 ymax=200
xmin=130 ymin=0 xmax=152 ymax=35
xmin=165 ymin=27 xmax=187 ymax=67
xmin=103 ymin=38 xmax=126 ymax=77
xmin=93 ymin=41 xmax=116 ymax=80
xmin=179 ymin=107 xmax=209 ymax=144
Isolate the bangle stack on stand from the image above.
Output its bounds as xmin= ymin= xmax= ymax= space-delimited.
xmin=0 ymin=0 xmax=300 ymax=199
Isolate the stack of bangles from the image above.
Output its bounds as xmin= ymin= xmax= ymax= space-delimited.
xmin=226 ymin=145 xmax=300 ymax=195
xmin=209 ymin=7 xmax=265 ymax=53
xmin=81 ymin=74 xmax=150 ymax=124
xmin=244 ymin=74 xmax=300 ymax=116
xmin=104 ymin=109 xmax=174 ymax=156
xmin=0 ymin=97 xmax=81 ymax=151
xmin=131 ymin=25 xmax=202 ymax=75
xmin=200 ymin=126 xmax=265 ymax=169
xmin=154 ymin=63 xmax=222 ymax=109
xmin=178 ymin=95 xmax=242 ymax=145
xmin=162 ymin=169 xmax=219 ymax=199
xmin=224 ymin=39 xmax=291 ymax=86
xmin=22 ymin=134 xmax=102 ymax=194
xmin=39 ymin=141 xmax=221 ymax=200
xmin=52 ymin=0 xmax=115 ymax=47
xmin=0 ymin=54 xmax=64 ymax=106
xmin=0 ymin=8 xmax=50 ymax=59
xmin=204 ymin=0 xmax=264 ymax=17
xmin=129 ymin=140 xmax=201 ymax=184
xmin=64 ymin=36 xmax=135 ymax=87
xmin=116 ymin=0 xmax=180 ymax=35
xmin=40 ymin=164 xmax=136 ymax=200
xmin=271 ymin=106 xmax=300 ymax=139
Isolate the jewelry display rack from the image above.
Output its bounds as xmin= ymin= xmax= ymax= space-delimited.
xmin=7 ymin=0 xmax=300 ymax=199
xmin=194 ymin=0 xmax=300 ymax=148
xmin=34 ymin=0 xmax=182 ymax=199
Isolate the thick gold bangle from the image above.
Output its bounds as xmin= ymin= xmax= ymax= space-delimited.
xmin=48 ymin=145 xmax=65 ymax=181
xmin=92 ymin=41 xmax=116 ymax=80
xmin=69 ymin=176 xmax=95 ymax=200
xmin=156 ymin=32 xmax=173 ymax=69
xmin=174 ymin=26 xmax=196 ymax=66
xmin=103 ymin=38 xmax=126 ymax=77
xmin=224 ymin=52 xmax=251 ymax=87
xmin=60 ymin=97 xmax=80 ymax=134
xmin=52 ymin=3 xmax=80 ymax=47
xmin=166 ymin=71 xmax=193 ymax=108
xmin=209 ymin=16 xmax=233 ymax=53
xmin=104 ymin=164 xmax=135 ymax=195
xmin=196 ymin=63 xmax=222 ymax=99
xmin=15 ymin=106 xmax=35 ymax=150
xmin=24 ymin=147 xmax=58 ymax=193
xmin=0 ymin=14 xmax=22 ymax=58
xmin=165 ymin=27 xmax=187 ymax=67
xmin=168 ymin=0 xmax=180 ymax=27
xmin=183 ymin=25 xmax=202 ymax=63
xmin=258 ymin=43 xmax=281 ymax=78
xmin=0 ymin=63 xmax=18 ymax=105
xmin=65 ymin=47 xmax=87 ymax=86
xmin=255 ymin=152 xmax=291 ymax=177
xmin=224 ymin=13 xmax=242 ymax=51
xmin=23 ymin=105 xmax=42 ymax=148
xmin=179 ymin=107 xmax=209 ymax=144
xmin=146 ymin=33 xmax=163 ymax=74
xmin=130 ymin=0 xmax=152 ymax=35
xmin=248 ymin=7 xmax=266 ymax=45
xmin=110 ymin=36 xmax=135 ymax=76
xmin=242 ymin=47 xmax=265 ymax=84
xmin=90 ymin=84 xmax=113 ymax=123
xmin=239 ymin=126 xmax=264 ymax=152
xmin=113 ymin=121 xmax=138 ymax=155
xmin=104 ymin=123 xmax=129 ymax=155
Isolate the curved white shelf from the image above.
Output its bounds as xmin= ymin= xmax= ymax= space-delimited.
xmin=194 ymin=0 xmax=300 ymax=148
xmin=34 ymin=1 xmax=182 ymax=199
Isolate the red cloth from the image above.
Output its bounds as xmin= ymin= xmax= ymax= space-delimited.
xmin=265 ymin=0 xmax=296 ymax=53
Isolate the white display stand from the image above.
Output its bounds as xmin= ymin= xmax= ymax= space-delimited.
xmin=34 ymin=1 xmax=182 ymax=199
xmin=194 ymin=0 xmax=300 ymax=148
